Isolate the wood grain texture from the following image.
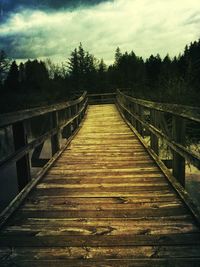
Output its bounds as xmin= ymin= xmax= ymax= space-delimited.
xmin=0 ymin=104 xmax=200 ymax=266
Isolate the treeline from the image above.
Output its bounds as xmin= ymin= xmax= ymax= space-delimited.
xmin=0 ymin=54 xmax=70 ymax=112
xmin=0 ymin=40 xmax=200 ymax=113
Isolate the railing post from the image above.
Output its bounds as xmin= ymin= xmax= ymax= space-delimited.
xmin=127 ymin=102 xmax=132 ymax=123
xmin=172 ymin=116 xmax=186 ymax=187
xmin=73 ymin=104 xmax=79 ymax=130
xmin=134 ymin=103 xmax=139 ymax=131
xmin=130 ymin=103 xmax=136 ymax=128
xmin=135 ymin=104 xmax=143 ymax=135
xmin=12 ymin=121 xmax=31 ymax=191
xmin=129 ymin=103 xmax=133 ymax=127
xmin=62 ymin=107 xmax=72 ymax=139
xmin=77 ymin=103 xmax=81 ymax=125
xmin=138 ymin=105 xmax=144 ymax=137
xmin=150 ymin=109 xmax=159 ymax=155
xmin=51 ymin=111 xmax=60 ymax=155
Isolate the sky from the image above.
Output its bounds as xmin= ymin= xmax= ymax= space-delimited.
xmin=0 ymin=0 xmax=200 ymax=64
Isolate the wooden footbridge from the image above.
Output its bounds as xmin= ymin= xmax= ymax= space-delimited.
xmin=0 ymin=91 xmax=200 ymax=266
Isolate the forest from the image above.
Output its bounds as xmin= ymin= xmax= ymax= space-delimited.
xmin=0 ymin=39 xmax=200 ymax=113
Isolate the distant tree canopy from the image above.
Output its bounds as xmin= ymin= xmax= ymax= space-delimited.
xmin=1 ymin=39 xmax=200 ymax=112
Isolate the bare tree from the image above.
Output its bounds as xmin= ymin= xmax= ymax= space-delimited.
xmin=0 ymin=50 xmax=10 ymax=87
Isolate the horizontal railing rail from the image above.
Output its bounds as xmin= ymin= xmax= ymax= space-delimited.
xmin=116 ymin=89 xmax=200 ymax=188
xmin=88 ymin=92 xmax=116 ymax=104
xmin=0 ymin=92 xmax=87 ymax=129
xmin=118 ymin=91 xmax=200 ymax=123
xmin=0 ymin=91 xmax=88 ymax=192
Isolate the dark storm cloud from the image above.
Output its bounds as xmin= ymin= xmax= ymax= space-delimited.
xmin=0 ymin=33 xmax=56 ymax=59
xmin=1 ymin=0 xmax=200 ymax=63
xmin=0 ymin=0 xmax=112 ymax=19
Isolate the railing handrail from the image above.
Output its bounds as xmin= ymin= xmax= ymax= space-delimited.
xmin=0 ymin=101 xmax=88 ymax=169
xmin=0 ymin=91 xmax=87 ymax=128
xmin=0 ymin=91 xmax=88 ymax=185
xmin=118 ymin=99 xmax=200 ymax=169
xmin=88 ymin=92 xmax=116 ymax=97
xmin=117 ymin=89 xmax=200 ymax=123
xmin=116 ymin=90 xmax=200 ymax=186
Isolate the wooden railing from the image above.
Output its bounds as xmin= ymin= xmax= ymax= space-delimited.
xmin=0 ymin=91 xmax=88 ymax=194
xmin=116 ymin=89 xmax=200 ymax=188
xmin=88 ymin=93 xmax=116 ymax=104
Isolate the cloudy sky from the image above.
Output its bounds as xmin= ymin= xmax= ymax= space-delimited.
xmin=0 ymin=0 xmax=200 ymax=64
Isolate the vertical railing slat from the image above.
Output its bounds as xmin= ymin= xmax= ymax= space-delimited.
xmin=150 ymin=109 xmax=159 ymax=155
xmin=51 ymin=111 xmax=60 ymax=155
xmin=12 ymin=121 xmax=31 ymax=191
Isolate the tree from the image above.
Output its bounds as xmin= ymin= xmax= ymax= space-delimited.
xmin=145 ymin=54 xmax=162 ymax=90
xmin=4 ymin=61 xmax=20 ymax=92
xmin=97 ymin=59 xmax=108 ymax=93
xmin=19 ymin=62 xmax=25 ymax=83
xmin=68 ymin=48 xmax=80 ymax=91
xmin=114 ymin=47 xmax=122 ymax=66
xmin=68 ymin=43 xmax=97 ymax=92
xmin=0 ymin=50 xmax=10 ymax=89
xmin=23 ymin=60 xmax=49 ymax=91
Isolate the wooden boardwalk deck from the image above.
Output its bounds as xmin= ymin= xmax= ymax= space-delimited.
xmin=0 ymin=104 xmax=200 ymax=266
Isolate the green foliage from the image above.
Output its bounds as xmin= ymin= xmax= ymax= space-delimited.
xmin=68 ymin=43 xmax=98 ymax=93
xmin=1 ymin=39 xmax=200 ymax=113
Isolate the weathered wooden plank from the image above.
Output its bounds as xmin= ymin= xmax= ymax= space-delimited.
xmin=35 ymin=183 xmax=170 ymax=191
xmin=1 ymin=234 xmax=200 ymax=247
xmin=13 ymin=206 xmax=188 ymax=218
xmin=47 ymin=168 xmax=161 ymax=175
xmin=44 ymin=173 xmax=165 ymax=179
xmin=20 ymin=202 xmax=183 ymax=211
xmin=56 ymin=156 xmax=153 ymax=161
xmin=3 ymin=224 xmax=197 ymax=237
xmin=52 ymin=162 xmax=157 ymax=169
xmin=24 ymin=196 xmax=181 ymax=205
xmin=33 ymin=188 xmax=173 ymax=197
xmin=1 ymin=258 xmax=200 ymax=267
xmin=41 ymin=177 xmax=167 ymax=184
xmin=3 ymin=217 xmax=197 ymax=236
xmin=1 ymin=246 xmax=200 ymax=260
xmin=6 ymin=215 xmax=194 ymax=228
xmin=31 ymin=191 xmax=181 ymax=198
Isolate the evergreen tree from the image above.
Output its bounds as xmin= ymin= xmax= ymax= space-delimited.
xmin=145 ymin=54 xmax=162 ymax=90
xmin=68 ymin=48 xmax=80 ymax=91
xmin=114 ymin=47 xmax=122 ymax=66
xmin=24 ymin=60 xmax=49 ymax=91
xmin=97 ymin=59 xmax=108 ymax=93
xmin=68 ymin=43 xmax=97 ymax=92
xmin=19 ymin=63 xmax=25 ymax=83
xmin=4 ymin=61 xmax=20 ymax=92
